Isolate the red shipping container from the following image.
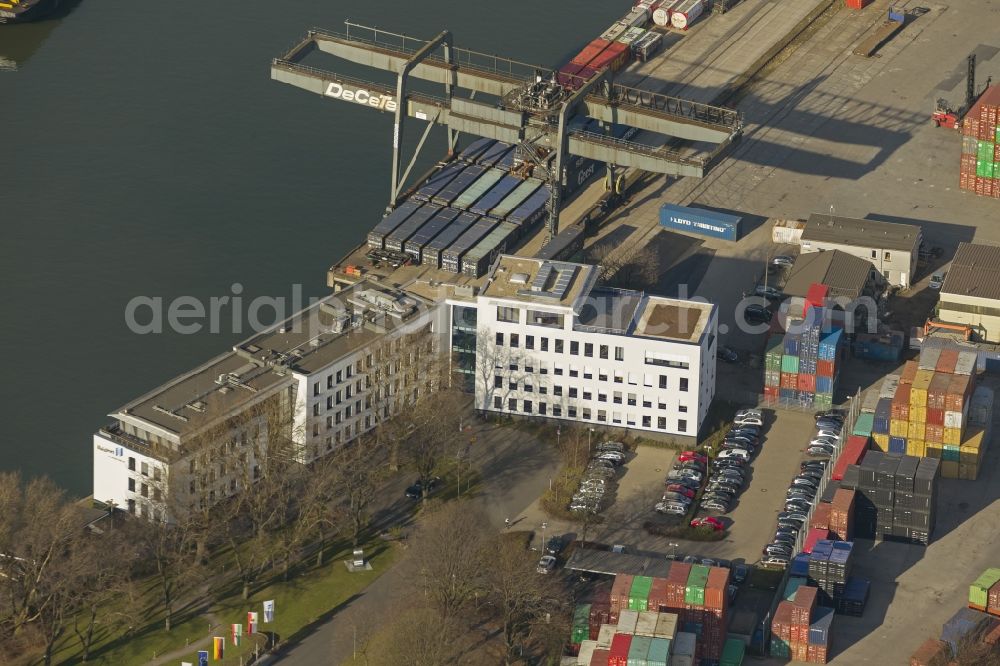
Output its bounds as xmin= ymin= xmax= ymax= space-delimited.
xmin=608 ymin=633 xmax=632 ymax=666
xmin=832 ymin=435 xmax=869 ymax=480
xmin=764 ymin=385 xmax=780 ymax=400
xmin=803 ymin=528 xmax=830 ymax=555
xmin=925 ymin=424 xmax=944 ymax=443
xmin=591 ymin=648 xmax=611 ymax=666
xmin=817 ymin=359 xmax=836 ymax=377
xmin=900 ymin=360 xmax=918 ymax=384
xmin=571 ymin=39 xmax=611 ymax=67
xmin=665 ymin=563 xmax=691 ymax=608
xmin=989 ymin=581 xmax=1000 ymax=616
xmin=647 ymin=577 xmax=668 ymax=611
xmin=926 ymin=408 xmax=945 ymax=427
xmin=610 ymin=574 xmax=634 ymax=613
xmin=798 ymin=373 xmax=817 ymax=392
xmin=810 ymin=502 xmax=832 ymax=530
xmin=806 ymin=283 xmax=829 ymax=310
xmin=892 ymin=386 xmax=912 ymax=421
xmin=704 ymin=567 xmax=730 ymax=610
xmin=844 ymin=0 xmax=873 ymax=8
xmin=910 ymin=638 xmax=949 ymax=666
xmin=830 ymin=488 xmax=855 ymax=540
xmin=808 ymin=643 xmax=830 ymax=664
xmin=588 ymin=42 xmax=630 ymax=72
xmin=556 ymin=62 xmax=584 ymax=88
xmin=793 ymin=586 xmax=818 ymax=624
xmin=793 ymin=642 xmax=809 ymax=662
xmin=946 ymin=374 xmax=972 ymax=411
xmin=937 ymin=349 xmax=959 ymax=374
xmin=781 ymin=372 xmax=798 ymax=389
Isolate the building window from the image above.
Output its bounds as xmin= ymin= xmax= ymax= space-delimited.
xmin=539 ymin=403 xmax=547 ymax=415
xmin=680 ymin=378 xmax=689 ymax=392
xmin=599 ymin=345 xmax=609 ymax=359
xmin=583 ymin=391 xmax=592 ymax=400
xmin=884 ymin=251 xmax=891 ymax=260
xmin=140 ymin=483 xmax=149 ymax=498
xmin=495 ymin=376 xmax=503 ymax=388
xmin=678 ymin=419 xmax=688 ymax=432
xmin=584 ymin=368 xmax=593 ymax=380
xmin=643 ymin=399 xmax=652 ymax=408
xmin=128 ymin=457 xmax=136 ymax=472
xmin=643 ymin=415 xmax=652 ymax=428
xmin=554 ymin=386 xmax=563 ymax=397
xmin=597 ymin=410 xmax=607 ymax=422
xmin=528 ymin=309 xmax=564 ymax=328
xmin=510 ymin=334 xmax=520 ymax=348
xmin=613 ymin=392 xmax=622 ymax=404
xmin=526 ymin=335 xmax=535 ymax=350
xmin=524 ymin=384 xmax=534 ymax=393
xmin=509 ymin=362 xmax=518 ymax=372
xmin=570 ymin=341 xmax=579 ymax=355
xmin=871 ymin=250 xmax=877 ymax=259
xmin=555 ymin=339 xmax=564 ymax=353
xmin=523 ymin=401 xmax=532 ymax=413
xmin=582 ymin=408 xmax=591 ymax=419
xmin=679 ymin=405 xmax=688 ymax=413
xmin=658 ymin=416 xmax=667 ymax=429
xmin=540 ymin=386 xmax=548 ymax=395
xmin=627 ymin=393 xmax=637 ymax=406
xmin=541 ymin=337 xmax=549 ymax=352
xmin=497 ymin=306 xmax=519 ymax=323
xmin=659 ymin=402 xmax=667 ymax=410
xmin=569 ymin=367 xmax=579 ymax=378
xmin=612 ymin=412 xmax=622 ymax=424
xmin=313 ymin=403 xmax=320 ymax=416
xmin=569 ymin=388 xmax=578 ymax=398
xmin=153 ymin=487 xmax=162 ymax=501
xmin=554 ymin=365 xmax=564 ymax=376
xmin=615 ymin=346 xmax=624 ymax=361
xmin=598 ymin=393 xmax=607 ymax=403
xmin=313 ymin=382 xmax=320 ymax=396
xmin=140 ymin=461 xmax=149 ymax=476
xmin=128 ymin=478 xmax=135 ymax=492
xmin=553 ymin=406 xmax=562 ymax=417
xmin=508 ymin=398 xmax=517 ymax=411
xmin=584 ymin=343 xmax=593 ymax=357
xmin=494 ymin=396 xmax=502 ymax=409
xmin=336 ymin=370 xmax=343 ymax=383
xmin=568 ymin=407 xmax=577 ymax=418
xmin=496 ymin=332 xmax=504 ymax=346
xmin=659 ymin=375 xmax=667 ymax=389
xmin=614 ymin=372 xmax=623 ymax=384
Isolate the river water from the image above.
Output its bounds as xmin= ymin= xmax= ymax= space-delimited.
xmin=0 ymin=0 xmax=614 ymax=494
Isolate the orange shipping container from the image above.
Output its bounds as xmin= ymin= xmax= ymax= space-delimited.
xmin=892 ymin=385 xmax=912 ymax=420
xmin=610 ymin=574 xmax=634 ymax=613
xmin=704 ymin=567 xmax=729 ymax=610
xmin=810 ymin=502 xmax=832 ymax=530
xmin=925 ymin=424 xmax=944 ymax=443
xmin=910 ymin=638 xmax=949 ymax=666
xmin=936 ymin=349 xmax=959 ymax=374
xmin=946 ymin=374 xmax=972 ymax=411
xmin=927 ymin=373 xmax=951 ymax=410
xmin=900 ymin=360 xmax=918 ymax=384
xmin=664 ymin=564 xmax=690 ymax=608
xmin=817 ymin=359 xmax=836 ymax=377
xmin=926 ymin=408 xmax=945 ymax=427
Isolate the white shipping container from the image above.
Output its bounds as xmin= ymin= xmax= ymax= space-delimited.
xmin=577 ymin=640 xmax=597 ymax=665
xmin=601 ymin=22 xmax=627 ymax=42
xmin=596 ymin=624 xmax=617 ymax=648
xmin=622 ymin=8 xmax=650 ymax=28
xmin=617 ymin=609 xmax=639 ymax=634
xmin=635 ymin=610 xmax=660 ymax=636
xmin=652 ymin=0 xmax=683 ymax=26
xmin=955 ymin=351 xmax=978 ymax=375
xmin=879 ymin=374 xmax=900 ymax=400
xmin=771 ymin=218 xmax=806 ymax=244
xmin=671 ymin=0 xmax=704 ymax=30
xmin=654 ymin=612 xmax=678 ymax=639
xmin=945 ymin=410 xmax=964 ymax=429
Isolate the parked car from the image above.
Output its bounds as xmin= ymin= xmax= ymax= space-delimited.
xmin=791 ymin=477 xmax=819 ymax=489
xmin=785 ymin=499 xmax=813 ymax=513
xmin=815 ymin=429 xmax=841 ymax=440
xmin=764 ymin=543 xmax=794 ymax=558
xmin=773 ymin=531 xmax=797 ymax=546
xmin=663 ymin=492 xmax=693 ymax=505
xmin=771 ymin=255 xmax=795 ymax=268
xmin=701 ymin=499 xmax=730 ymax=512
xmin=717 ymin=449 xmax=750 ymax=462
xmin=732 ymin=563 xmax=750 ymax=583
xmin=545 ymin=536 xmax=565 ymax=555
xmin=404 ymin=476 xmax=441 ymax=499
xmin=666 ymin=484 xmax=696 ymax=499
xmin=668 ymin=476 xmax=701 ymax=490
xmin=656 ymin=502 xmax=688 ymax=515
xmin=594 ymin=451 xmax=626 ymax=465
xmin=761 ymin=556 xmax=790 ymax=567
xmin=736 ymin=408 xmax=763 ymax=420
xmin=807 ymin=446 xmax=835 ymax=458
xmin=719 ymin=345 xmax=739 ymax=363
xmin=679 ymin=451 xmax=709 ymax=464
xmin=815 ymin=409 xmax=845 ymax=420
xmin=744 ymin=304 xmax=772 ymax=324
xmin=778 ymin=511 xmax=809 ymax=524
xmin=801 ymin=460 xmax=828 ymax=471
xmin=755 ymin=285 xmax=784 ymax=301
xmin=691 ymin=516 xmax=725 ymax=531
xmin=596 ymin=441 xmax=626 ymax=453
xmin=816 ymin=418 xmax=843 ymax=431
xmin=536 ymin=555 xmax=557 ymax=574
xmin=930 ymin=272 xmax=946 ymax=290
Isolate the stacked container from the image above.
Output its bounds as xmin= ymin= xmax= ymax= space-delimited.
xmin=829 ymin=488 xmax=856 ymax=541
xmin=837 ymin=577 xmax=870 ymax=617
xmin=841 ymin=451 xmax=940 ymax=544
xmin=771 ymin=585 xmax=831 ymax=663
xmin=629 ymin=576 xmax=653 ymax=611
xmin=763 ymin=308 xmax=843 ymax=409
xmin=573 ymin=604 xmax=593 ymax=645
xmin=969 ymin=568 xmax=1000 ymax=613
xmin=611 ymin=574 xmax=635 ymax=617
xmin=808 ymin=541 xmax=853 ymax=608
xmin=959 ymin=85 xmax=1000 ymax=199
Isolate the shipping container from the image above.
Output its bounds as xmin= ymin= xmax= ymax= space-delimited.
xmin=469 ymin=175 xmax=523 ymax=216
xmin=452 ymin=167 xmax=506 ymax=212
xmin=629 ymin=576 xmax=654 ymax=611
xmin=971 ymin=569 xmax=1000 ymax=609
xmin=384 ymin=204 xmax=442 ymax=252
xmin=589 ymin=42 xmax=631 ymax=72
xmin=705 ymin=567 xmax=730 ymax=610
xmin=420 ymin=212 xmax=478 ymax=268
xmin=653 ymin=612 xmax=677 ymax=639
xmin=366 ymin=199 xmax=424 ymax=249
xmin=491 ymin=178 xmax=543 ymax=219
xmin=440 ymin=217 xmax=500 ymax=272
xmin=458 ymin=137 xmax=495 ymax=163
xmin=652 ymin=0 xmax=682 ymax=26
xmin=508 ymin=187 xmax=551 ymax=227
xmin=670 ymin=0 xmax=704 ymax=29
xmin=910 ymin=638 xmax=949 ymax=666
xmin=609 ymin=633 xmax=633 ymax=666
xmin=808 ymin=606 xmax=834 ymax=645
xmin=578 ymin=640 xmax=598 ymax=663
xmin=942 ymin=607 xmax=998 ymax=655
xmin=572 ymin=39 xmax=612 ymax=68
xmin=618 ymin=609 xmax=640 ymax=635
xmin=646 ymin=637 xmax=671 ymax=666
xmin=660 ymin=203 xmax=741 ymax=241
xmin=634 ymin=610 xmax=659 ymax=636
xmin=402 ymin=207 xmax=461 ymax=262
xmin=684 ymin=565 xmax=710 ymax=606
xmin=433 ymin=164 xmax=486 ymax=207
xmin=412 ymin=161 xmax=466 ymax=202
xmin=477 ymin=141 xmax=512 ymax=168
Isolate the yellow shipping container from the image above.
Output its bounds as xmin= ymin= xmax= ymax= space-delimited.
xmin=925 ymin=443 xmax=943 ymax=459
xmin=890 ymin=419 xmax=909 ymax=437
xmin=910 ymin=371 xmax=934 ymax=406
xmin=943 ymin=427 xmax=963 ymax=446
xmin=872 ymin=433 xmax=890 ymax=451
xmin=908 ymin=422 xmax=926 ymax=440
xmin=906 ymin=440 xmax=926 ymax=457
xmin=941 ymin=460 xmax=960 ymax=478
xmin=910 ymin=405 xmax=928 ymax=423
xmin=960 ymin=446 xmax=983 ymax=465
xmin=960 ymin=463 xmax=979 ymax=481
xmin=963 ymin=429 xmax=987 ymax=450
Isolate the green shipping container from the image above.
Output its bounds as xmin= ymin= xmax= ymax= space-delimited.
xmin=970 ymin=569 xmax=1000 ymax=608
xmin=685 ymin=565 xmax=710 ymax=606
xmin=646 ymin=637 xmax=671 ymax=666
xmin=996 ymin=126 xmax=1000 ymax=142
xmin=853 ymin=412 xmax=875 ymax=437
xmin=978 ymin=140 xmax=996 ymax=161
xmin=815 ymin=393 xmax=834 ymax=409
xmin=978 ymin=160 xmax=997 ymax=179
xmin=571 ymin=604 xmax=591 ymax=643
xmin=781 ymin=354 xmax=800 ymax=373
xmin=629 ymin=576 xmax=653 ymax=611
xmin=721 ymin=637 xmax=746 ymax=666
xmin=784 ymin=576 xmax=808 ymax=601
xmin=627 ymin=634 xmax=652 ymax=666
xmin=765 ymin=353 xmax=782 ymax=371
xmin=770 ymin=637 xmax=790 ymax=658
xmin=943 ymin=445 xmax=961 ymax=462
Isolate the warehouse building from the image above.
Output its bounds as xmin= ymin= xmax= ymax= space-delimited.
xmin=469 ymin=256 xmax=717 ymax=438
xmin=783 ymin=250 xmax=887 ymax=333
xmin=938 ymin=242 xmax=1000 ymax=343
xmin=798 ymin=214 xmax=922 ymax=288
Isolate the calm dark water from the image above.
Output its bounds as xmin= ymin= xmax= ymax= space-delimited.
xmin=0 ymin=0 xmax=613 ymax=494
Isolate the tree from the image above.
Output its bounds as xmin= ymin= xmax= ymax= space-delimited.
xmin=587 ymin=240 xmax=660 ymax=291
xmin=408 ymin=501 xmax=490 ymax=621
xmin=69 ymin=528 xmax=137 ymax=662
xmin=328 ymin=435 xmax=389 ymax=546
xmin=363 ymin=607 xmax=475 ymax=666
xmin=402 ymin=387 xmax=467 ymax=499
xmin=134 ymin=512 xmax=198 ymax=631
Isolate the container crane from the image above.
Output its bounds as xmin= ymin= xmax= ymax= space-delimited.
xmin=933 ymin=53 xmax=992 ymax=129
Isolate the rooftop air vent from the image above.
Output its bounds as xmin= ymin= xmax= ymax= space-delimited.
xmin=510 ymin=272 xmax=530 ymax=285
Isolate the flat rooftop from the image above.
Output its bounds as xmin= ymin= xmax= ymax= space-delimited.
xmin=480 ymin=255 xmax=598 ymax=309
xmin=633 ymin=296 xmax=714 ymax=343
xmin=802 ymin=213 xmax=922 ymax=252
xmin=575 ymin=287 xmax=644 ymax=335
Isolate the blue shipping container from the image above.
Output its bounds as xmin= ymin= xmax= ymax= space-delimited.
xmin=816 ymin=376 xmax=834 ymax=394
xmin=942 ymin=607 xmax=992 ymax=655
xmin=659 ymin=204 xmax=742 ymax=241
xmin=791 ymin=554 xmax=810 ymax=577
xmin=889 ymin=437 xmax=907 ymax=454
xmin=843 ymin=577 xmax=870 ymax=602
xmin=808 ymin=606 xmax=835 ymax=646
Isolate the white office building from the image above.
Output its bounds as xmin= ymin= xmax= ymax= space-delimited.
xmin=464 ymin=256 xmax=717 ymax=437
xmin=93 ymin=282 xmax=436 ymax=521
xmin=798 ymin=214 xmax=922 ymax=288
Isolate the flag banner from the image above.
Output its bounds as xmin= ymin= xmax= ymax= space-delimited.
xmin=247 ymin=611 xmax=258 ymax=635
xmin=263 ymin=599 xmax=275 ymax=623
xmin=197 ymin=650 xmax=208 ymax=666
xmin=213 ymin=637 xmax=224 ymax=661
xmin=232 ymin=623 xmax=242 ymax=646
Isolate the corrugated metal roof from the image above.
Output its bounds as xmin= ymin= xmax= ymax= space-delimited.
xmin=784 ymin=250 xmax=875 ymax=299
xmin=941 ymin=242 xmax=1000 ymax=301
xmin=802 ymin=214 xmax=921 ymax=252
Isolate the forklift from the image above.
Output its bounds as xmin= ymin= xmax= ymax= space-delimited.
xmin=933 ymin=53 xmax=992 ymax=129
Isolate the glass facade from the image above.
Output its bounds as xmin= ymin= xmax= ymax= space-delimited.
xmin=451 ymin=305 xmax=478 ymax=392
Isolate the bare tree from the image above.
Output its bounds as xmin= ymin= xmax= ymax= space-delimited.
xmin=588 ymin=241 xmax=660 ymax=291
xmin=70 ymin=528 xmax=137 ymax=662
xmin=328 ymin=435 xmax=389 ymax=547
xmin=363 ymin=607 xmax=475 ymax=666
xmin=134 ymin=511 xmax=198 ymax=631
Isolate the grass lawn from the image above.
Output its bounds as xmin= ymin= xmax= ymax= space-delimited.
xmin=54 ymin=542 xmax=399 ymax=665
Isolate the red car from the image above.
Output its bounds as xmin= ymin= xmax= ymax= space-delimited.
xmin=679 ymin=451 xmax=708 ymax=464
xmin=690 ymin=516 xmax=725 ymax=531
xmin=666 ymin=484 xmax=696 ymax=499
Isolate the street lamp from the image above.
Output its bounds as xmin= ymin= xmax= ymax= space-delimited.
xmin=669 ymin=541 xmax=679 ymax=561
xmin=541 ymin=521 xmax=548 ymax=552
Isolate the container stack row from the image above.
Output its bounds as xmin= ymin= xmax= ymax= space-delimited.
xmin=789 ymin=555 xmax=870 ymax=617
xmin=650 ymin=0 xmax=706 ymax=31
xmin=770 ymin=585 xmax=834 ymax=663
xmin=969 ymin=568 xmax=1000 ymax=616
xmin=852 ymin=330 xmax=905 ymax=362
xmin=763 ymin=307 xmax=844 ymax=409
xmin=841 ymin=450 xmax=940 ymax=544
xmin=959 ymin=85 xmax=1000 ymax=199
xmin=910 ymin=570 xmax=1000 ymax=665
